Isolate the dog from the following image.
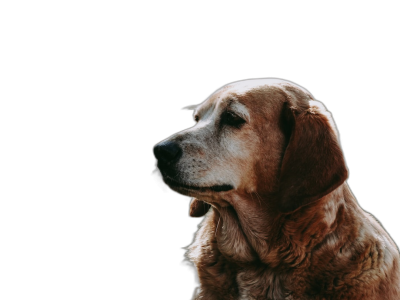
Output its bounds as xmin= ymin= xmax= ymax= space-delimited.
xmin=153 ymin=79 xmax=400 ymax=299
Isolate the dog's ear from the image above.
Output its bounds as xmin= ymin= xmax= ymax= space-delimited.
xmin=278 ymin=100 xmax=348 ymax=213
xmin=189 ymin=198 xmax=211 ymax=217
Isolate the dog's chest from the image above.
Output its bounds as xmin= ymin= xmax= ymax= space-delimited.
xmin=236 ymin=268 xmax=293 ymax=300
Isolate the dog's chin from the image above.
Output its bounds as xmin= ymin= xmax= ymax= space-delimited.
xmin=163 ymin=176 xmax=234 ymax=197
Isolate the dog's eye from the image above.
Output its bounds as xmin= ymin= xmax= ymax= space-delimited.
xmin=222 ymin=111 xmax=245 ymax=128
xmin=194 ymin=115 xmax=199 ymax=122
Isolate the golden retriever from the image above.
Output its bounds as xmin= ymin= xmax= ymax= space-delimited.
xmin=153 ymin=78 xmax=400 ymax=300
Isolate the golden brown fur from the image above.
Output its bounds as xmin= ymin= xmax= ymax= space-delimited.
xmin=154 ymin=79 xmax=400 ymax=299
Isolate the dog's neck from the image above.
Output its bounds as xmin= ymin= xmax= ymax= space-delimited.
xmin=215 ymin=184 xmax=357 ymax=269
xmin=191 ymin=184 xmax=400 ymax=299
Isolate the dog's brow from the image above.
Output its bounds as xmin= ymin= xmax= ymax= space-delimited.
xmin=193 ymin=102 xmax=215 ymax=119
xmin=228 ymin=101 xmax=250 ymax=122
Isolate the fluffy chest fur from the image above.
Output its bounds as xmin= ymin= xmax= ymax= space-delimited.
xmin=187 ymin=185 xmax=400 ymax=300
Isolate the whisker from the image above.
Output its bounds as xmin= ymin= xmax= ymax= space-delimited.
xmin=215 ymin=215 xmax=221 ymax=237
xmin=249 ymin=191 xmax=260 ymax=207
xmin=254 ymin=191 xmax=263 ymax=206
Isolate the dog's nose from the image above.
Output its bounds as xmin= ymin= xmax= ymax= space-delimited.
xmin=153 ymin=141 xmax=182 ymax=164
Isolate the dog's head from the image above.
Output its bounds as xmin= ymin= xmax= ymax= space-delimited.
xmin=154 ymin=79 xmax=348 ymax=214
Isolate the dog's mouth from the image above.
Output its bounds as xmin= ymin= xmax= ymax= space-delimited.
xmin=163 ymin=176 xmax=233 ymax=193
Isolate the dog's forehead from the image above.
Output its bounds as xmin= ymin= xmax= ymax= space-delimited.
xmin=195 ymin=79 xmax=279 ymax=113
xmin=225 ymin=78 xmax=290 ymax=95
xmin=194 ymin=78 xmax=312 ymax=117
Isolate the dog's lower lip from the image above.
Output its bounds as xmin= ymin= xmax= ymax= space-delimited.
xmin=164 ymin=177 xmax=233 ymax=192
xmin=209 ymin=184 xmax=233 ymax=192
